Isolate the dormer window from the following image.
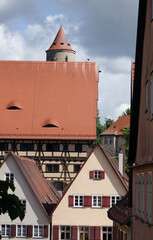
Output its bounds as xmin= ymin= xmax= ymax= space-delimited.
xmin=89 ymin=170 xmax=105 ymax=180
xmin=7 ymin=106 xmax=22 ymax=110
xmin=42 ymin=124 xmax=58 ymax=128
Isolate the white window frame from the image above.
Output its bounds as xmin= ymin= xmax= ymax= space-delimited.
xmin=94 ymin=171 xmax=101 ymax=180
xmin=20 ymin=200 xmax=26 ymax=213
xmin=102 ymin=227 xmax=113 ymax=240
xmin=103 ymin=137 xmax=108 ymax=145
xmin=60 ymin=226 xmax=71 ymax=240
xmin=92 ymin=195 xmax=102 ymax=208
xmin=110 ymin=195 xmax=120 ymax=207
xmin=79 ymin=226 xmax=89 ymax=240
xmin=1 ymin=224 xmax=11 ymax=237
xmin=33 ymin=225 xmax=44 ymax=238
xmin=136 ymin=173 xmax=139 ymax=216
xmin=140 ymin=173 xmax=144 ymax=219
xmin=16 ymin=225 xmax=27 ymax=237
xmin=147 ymin=172 xmax=152 ymax=224
xmin=5 ymin=173 xmax=14 ymax=184
xmin=73 ymin=195 xmax=84 ymax=208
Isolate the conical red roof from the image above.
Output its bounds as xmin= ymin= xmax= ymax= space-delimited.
xmin=48 ymin=27 xmax=73 ymax=51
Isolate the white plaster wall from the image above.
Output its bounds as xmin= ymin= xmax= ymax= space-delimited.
xmin=0 ymin=155 xmax=50 ymax=240
xmin=52 ymin=146 xmax=127 ymax=226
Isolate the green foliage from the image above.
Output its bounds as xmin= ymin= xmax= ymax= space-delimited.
xmin=0 ymin=179 xmax=25 ymax=222
xmin=122 ymin=107 xmax=131 ymax=116
xmin=121 ymin=128 xmax=130 ymax=175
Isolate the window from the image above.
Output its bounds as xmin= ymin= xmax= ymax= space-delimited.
xmin=75 ymin=144 xmax=82 ymax=152
xmin=147 ymin=172 xmax=152 ymax=223
xmin=74 ymin=195 xmax=84 ymax=207
xmin=1 ymin=225 xmax=11 ymax=237
xmin=0 ymin=142 xmax=8 ymax=151
xmin=5 ymin=173 xmax=14 ymax=184
xmin=110 ymin=195 xmax=120 ymax=206
xmin=140 ymin=173 xmax=144 ymax=219
xmin=92 ymin=195 xmax=102 ymax=208
xmin=33 ymin=226 xmax=44 ymax=238
xmin=150 ymin=74 xmax=153 ymax=118
xmin=94 ymin=171 xmax=101 ymax=179
xmin=20 ymin=143 xmax=34 ymax=151
xmin=60 ymin=226 xmax=70 ymax=240
xmin=20 ymin=200 xmax=26 ymax=213
xmin=103 ymin=137 xmax=108 ymax=145
xmin=136 ymin=173 xmax=139 ymax=216
xmin=46 ymin=143 xmax=59 ymax=151
xmin=109 ymin=137 xmax=113 ymax=144
xmin=74 ymin=164 xmax=81 ymax=173
xmin=54 ymin=181 xmax=63 ymax=191
xmin=102 ymin=227 xmax=112 ymax=240
xmin=17 ymin=225 xmax=27 ymax=237
xmin=145 ymin=81 xmax=148 ymax=112
xmin=46 ymin=164 xmax=59 ymax=173
xmin=79 ymin=226 xmax=89 ymax=240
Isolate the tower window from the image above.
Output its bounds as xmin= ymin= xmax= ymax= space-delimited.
xmin=60 ymin=42 xmax=64 ymax=45
xmin=68 ymin=43 xmax=71 ymax=46
xmin=65 ymin=56 xmax=68 ymax=62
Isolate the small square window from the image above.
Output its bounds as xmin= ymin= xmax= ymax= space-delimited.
xmin=74 ymin=164 xmax=81 ymax=173
xmin=92 ymin=195 xmax=102 ymax=208
xmin=94 ymin=171 xmax=101 ymax=180
xmin=20 ymin=200 xmax=26 ymax=213
xmin=74 ymin=195 xmax=84 ymax=207
xmin=33 ymin=226 xmax=44 ymax=238
xmin=46 ymin=164 xmax=59 ymax=173
xmin=46 ymin=143 xmax=59 ymax=151
xmin=103 ymin=137 xmax=108 ymax=145
xmin=54 ymin=181 xmax=63 ymax=191
xmin=17 ymin=225 xmax=27 ymax=237
xmin=75 ymin=144 xmax=82 ymax=152
xmin=1 ymin=225 xmax=11 ymax=237
xmin=5 ymin=173 xmax=14 ymax=184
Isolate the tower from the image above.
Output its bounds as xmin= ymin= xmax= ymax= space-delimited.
xmin=46 ymin=26 xmax=76 ymax=62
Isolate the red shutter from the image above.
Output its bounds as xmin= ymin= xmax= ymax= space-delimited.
xmin=53 ymin=225 xmax=59 ymax=240
xmin=113 ymin=225 xmax=118 ymax=240
xmin=84 ymin=196 xmax=92 ymax=207
xmin=27 ymin=225 xmax=32 ymax=238
xmin=95 ymin=227 xmax=100 ymax=240
xmin=124 ymin=232 xmax=127 ymax=240
xmin=68 ymin=195 xmax=73 ymax=207
xmin=71 ymin=226 xmax=77 ymax=240
xmin=101 ymin=171 xmax=105 ymax=179
xmin=90 ymin=171 xmax=94 ymax=179
xmin=102 ymin=196 xmax=110 ymax=208
xmin=44 ymin=225 xmax=48 ymax=238
xmin=90 ymin=227 xmax=95 ymax=240
xmin=11 ymin=225 xmax=16 ymax=237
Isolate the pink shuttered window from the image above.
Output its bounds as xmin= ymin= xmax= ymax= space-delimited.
xmin=89 ymin=171 xmax=105 ymax=180
xmin=53 ymin=225 xmax=59 ymax=240
xmin=27 ymin=225 xmax=32 ymax=238
xmin=84 ymin=196 xmax=92 ymax=207
xmin=90 ymin=171 xmax=94 ymax=179
xmin=71 ymin=226 xmax=77 ymax=240
xmin=102 ymin=196 xmax=110 ymax=208
xmin=68 ymin=195 xmax=73 ymax=207
xmin=44 ymin=226 xmax=48 ymax=238
xmin=11 ymin=225 xmax=16 ymax=237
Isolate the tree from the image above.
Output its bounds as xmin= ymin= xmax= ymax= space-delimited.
xmin=0 ymin=180 xmax=25 ymax=239
xmin=121 ymin=128 xmax=130 ymax=175
xmin=122 ymin=107 xmax=131 ymax=115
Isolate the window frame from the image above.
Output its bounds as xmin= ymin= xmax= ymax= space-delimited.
xmin=79 ymin=226 xmax=89 ymax=240
xmin=92 ymin=195 xmax=102 ymax=208
xmin=103 ymin=137 xmax=108 ymax=145
xmin=60 ymin=226 xmax=71 ymax=240
xmin=147 ymin=172 xmax=152 ymax=224
xmin=74 ymin=195 xmax=84 ymax=208
xmin=33 ymin=225 xmax=44 ymax=238
xmin=136 ymin=173 xmax=139 ymax=217
xmin=102 ymin=226 xmax=113 ymax=240
xmin=46 ymin=164 xmax=59 ymax=173
xmin=5 ymin=173 xmax=14 ymax=184
xmin=20 ymin=200 xmax=26 ymax=213
xmin=110 ymin=195 xmax=121 ymax=207
xmin=16 ymin=225 xmax=27 ymax=237
xmin=1 ymin=224 xmax=11 ymax=237
xmin=140 ymin=173 xmax=144 ymax=219
xmin=94 ymin=171 xmax=101 ymax=180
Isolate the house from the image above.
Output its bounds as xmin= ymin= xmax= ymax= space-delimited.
xmin=0 ymin=26 xmax=98 ymax=190
xmin=128 ymin=0 xmax=153 ymax=239
xmin=0 ymin=152 xmax=60 ymax=239
xmin=100 ymin=115 xmax=130 ymax=156
xmin=51 ymin=144 xmax=128 ymax=240
xmin=108 ymin=193 xmax=132 ymax=240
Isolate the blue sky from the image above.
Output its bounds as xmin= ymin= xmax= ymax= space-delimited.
xmin=0 ymin=0 xmax=139 ymax=123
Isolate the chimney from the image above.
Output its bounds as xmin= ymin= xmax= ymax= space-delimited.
xmin=119 ymin=145 xmax=125 ymax=176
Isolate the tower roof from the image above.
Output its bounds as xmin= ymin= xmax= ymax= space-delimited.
xmin=47 ymin=26 xmax=74 ymax=51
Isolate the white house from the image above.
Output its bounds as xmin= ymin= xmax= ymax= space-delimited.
xmin=51 ymin=144 xmax=128 ymax=240
xmin=0 ymin=152 xmax=60 ymax=240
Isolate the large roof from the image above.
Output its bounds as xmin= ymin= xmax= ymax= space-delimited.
xmin=0 ymin=61 xmax=98 ymax=140
xmin=5 ymin=152 xmax=60 ymax=217
xmin=100 ymin=115 xmax=130 ymax=136
xmin=47 ymin=27 xmax=75 ymax=52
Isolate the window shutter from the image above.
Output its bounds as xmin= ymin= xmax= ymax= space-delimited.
xmin=44 ymin=225 xmax=48 ymax=238
xmin=27 ymin=225 xmax=32 ymax=238
xmin=102 ymin=196 xmax=110 ymax=208
xmin=101 ymin=171 xmax=105 ymax=179
xmin=71 ymin=226 xmax=77 ymax=240
xmin=53 ymin=225 xmax=59 ymax=240
xmin=90 ymin=227 xmax=94 ymax=240
xmin=124 ymin=232 xmax=127 ymax=240
xmin=68 ymin=195 xmax=73 ymax=207
xmin=90 ymin=171 xmax=94 ymax=179
xmin=84 ymin=196 xmax=92 ymax=207
xmin=11 ymin=225 xmax=16 ymax=237
xmin=95 ymin=227 xmax=100 ymax=240
xmin=113 ymin=225 xmax=118 ymax=240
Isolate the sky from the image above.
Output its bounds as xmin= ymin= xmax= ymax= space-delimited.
xmin=0 ymin=0 xmax=139 ymax=124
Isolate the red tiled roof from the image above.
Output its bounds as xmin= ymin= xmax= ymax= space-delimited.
xmin=100 ymin=115 xmax=130 ymax=136
xmin=5 ymin=152 xmax=60 ymax=217
xmin=0 ymin=61 xmax=98 ymax=140
xmin=108 ymin=193 xmax=132 ymax=225
xmin=47 ymin=27 xmax=75 ymax=52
